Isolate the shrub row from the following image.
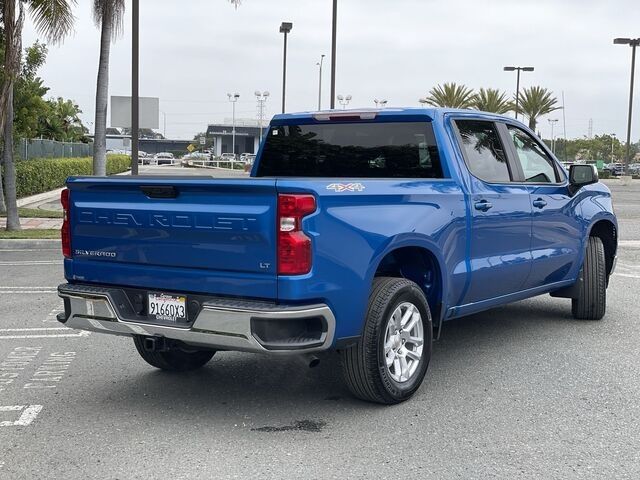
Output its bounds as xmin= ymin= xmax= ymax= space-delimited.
xmin=13 ymin=155 xmax=131 ymax=198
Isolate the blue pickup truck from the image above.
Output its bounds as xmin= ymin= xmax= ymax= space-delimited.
xmin=57 ymin=108 xmax=617 ymax=404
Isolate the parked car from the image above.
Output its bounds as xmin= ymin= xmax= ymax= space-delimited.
xmin=181 ymin=152 xmax=211 ymax=166
xmin=605 ymin=162 xmax=624 ymax=176
xmin=243 ymin=154 xmax=256 ymax=172
xmin=57 ymin=108 xmax=617 ymax=404
xmin=138 ymin=151 xmax=152 ymax=165
xmin=628 ymin=163 xmax=640 ymax=175
xmin=220 ymin=153 xmax=237 ymax=162
xmin=153 ymin=152 xmax=175 ymax=165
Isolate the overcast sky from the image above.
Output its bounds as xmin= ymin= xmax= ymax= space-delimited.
xmin=21 ymin=0 xmax=640 ymax=141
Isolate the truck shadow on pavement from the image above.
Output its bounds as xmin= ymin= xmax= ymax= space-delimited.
xmin=85 ymin=296 xmax=604 ymax=422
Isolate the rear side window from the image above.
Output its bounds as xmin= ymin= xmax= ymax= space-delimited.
xmin=256 ymin=121 xmax=443 ymax=178
xmin=456 ymin=120 xmax=511 ymax=183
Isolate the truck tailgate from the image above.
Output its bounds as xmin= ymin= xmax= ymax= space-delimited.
xmin=65 ymin=176 xmax=277 ymax=297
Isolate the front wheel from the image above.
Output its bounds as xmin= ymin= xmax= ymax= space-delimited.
xmin=340 ymin=277 xmax=433 ymax=405
xmin=572 ymin=236 xmax=607 ymax=320
xmin=133 ymin=336 xmax=216 ymax=372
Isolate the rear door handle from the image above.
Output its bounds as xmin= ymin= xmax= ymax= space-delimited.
xmin=474 ymin=200 xmax=493 ymax=212
xmin=532 ymin=198 xmax=547 ymax=209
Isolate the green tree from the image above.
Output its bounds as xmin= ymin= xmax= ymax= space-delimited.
xmin=1 ymin=0 xmax=76 ymax=231
xmin=40 ymin=97 xmax=85 ymax=141
xmin=423 ymin=82 xmax=476 ymax=109
xmin=473 ymin=88 xmax=513 ymax=114
xmin=92 ymin=0 xmax=125 ymax=176
xmin=13 ymin=41 xmax=49 ymax=140
xmin=517 ymin=86 xmax=561 ymax=131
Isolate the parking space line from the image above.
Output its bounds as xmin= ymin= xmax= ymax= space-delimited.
xmin=0 ymin=261 xmax=62 ymax=266
xmin=0 ymin=405 xmax=43 ymax=427
xmin=614 ymin=273 xmax=640 ymax=279
xmin=0 ymin=327 xmax=90 ymax=339
xmin=0 ymin=286 xmax=57 ymax=294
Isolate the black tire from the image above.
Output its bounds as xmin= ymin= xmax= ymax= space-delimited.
xmin=133 ymin=336 xmax=215 ymax=372
xmin=572 ymin=236 xmax=607 ymax=320
xmin=340 ymin=277 xmax=433 ymax=405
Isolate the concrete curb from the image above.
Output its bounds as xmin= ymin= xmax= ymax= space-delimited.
xmin=0 ymin=239 xmax=60 ymax=249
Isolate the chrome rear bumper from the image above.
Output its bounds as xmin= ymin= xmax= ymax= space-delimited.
xmin=57 ymin=283 xmax=335 ymax=354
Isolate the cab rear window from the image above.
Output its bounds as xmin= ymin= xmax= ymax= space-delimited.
xmin=256 ymin=121 xmax=443 ymax=178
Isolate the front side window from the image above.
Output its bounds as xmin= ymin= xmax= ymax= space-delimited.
xmin=256 ymin=121 xmax=443 ymax=178
xmin=456 ymin=120 xmax=511 ymax=183
xmin=507 ymin=126 xmax=559 ymax=183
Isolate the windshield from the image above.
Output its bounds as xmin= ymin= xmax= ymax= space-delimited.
xmin=256 ymin=121 xmax=443 ymax=178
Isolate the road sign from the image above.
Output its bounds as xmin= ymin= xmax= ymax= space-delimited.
xmin=187 ymin=144 xmax=196 ymax=153
xmin=199 ymin=137 xmax=206 ymax=145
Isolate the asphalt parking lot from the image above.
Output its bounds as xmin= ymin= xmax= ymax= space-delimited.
xmin=1 ymin=179 xmax=639 ymax=479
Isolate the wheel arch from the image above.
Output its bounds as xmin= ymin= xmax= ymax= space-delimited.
xmin=586 ymin=218 xmax=617 ymax=277
xmin=366 ymin=235 xmax=448 ymax=338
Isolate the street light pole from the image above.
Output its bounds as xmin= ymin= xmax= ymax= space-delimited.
xmin=611 ymin=133 xmax=617 ymax=162
xmin=131 ymin=0 xmax=139 ymax=175
xmin=548 ymin=119 xmax=558 ymax=154
xmin=255 ymin=91 xmax=270 ymax=140
xmin=280 ymin=22 xmax=293 ymax=114
xmin=330 ymin=0 xmax=337 ymax=109
xmin=317 ymin=54 xmax=325 ymax=110
xmin=504 ymin=66 xmax=535 ymax=120
xmin=337 ymin=94 xmax=352 ymax=109
xmin=227 ymin=93 xmax=240 ymax=157
xmin=614 ymin=37 xmax=639 ymax=174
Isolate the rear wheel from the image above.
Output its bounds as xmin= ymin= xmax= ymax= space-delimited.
xmin=572 ymin=236 xmax=607 ymax=320
xmin=133 ymin=336 xmax=215 ymax=372
xmin=340 ymin=277 xmax=433 ymax=404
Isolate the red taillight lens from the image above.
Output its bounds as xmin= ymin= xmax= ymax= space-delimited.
xmin=277 ymin=194 xmax=316 ymax=275
xmin=61 ymin=188 xmax=71 ymax=258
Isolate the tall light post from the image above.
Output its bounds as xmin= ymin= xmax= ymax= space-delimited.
xmin=611 ymin=133 xmax=617 ymax=162
xmin=504 ymin=66 xmax=535 ymax=120
xmin=317 ymin=54 xmax=325 ymax=110
xmin=227 ymin=93 xmax=240 ymax=157
xmin=255 ymin=91 xmax=270 ymax=141
xmin=337 ymin=94 xmax=352 ymax=109
xmin=374 ymin=99 xmax=388 ymax=108
xmin=330 ymin=0 xmax=337 ymax=109
xmin=614 ymin=37 xmax=639 ymax=174
xmin=161 ymin=111 xmax=167 ymax=138
xmin=131 ymin=0 xmax=140 ymax=175
xmin=548 ymin=119 xmax=558 ymax=154
xmin=279 ymin=22 xmax=293 ymax=114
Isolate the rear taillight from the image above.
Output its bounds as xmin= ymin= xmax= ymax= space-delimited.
xmin=277 ymin=194 xmax=316 ymax=275
xmin=61 ymin=188 xmax=71 ymax=258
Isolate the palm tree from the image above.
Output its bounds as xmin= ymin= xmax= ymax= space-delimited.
xmin=517 ymin=86 xmax=561 ymax=131
xmin=92 ymin=0 xmax=124 ymax=176
xmin=1 ymin=0 xmax=75 ymax=231
xmin=423 ymin=83 xmax=476 ymax=109
xmin=473 ymin=88 xmax=513 ymax=114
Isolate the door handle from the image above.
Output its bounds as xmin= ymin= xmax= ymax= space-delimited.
xmin=474 ymin=200 xmax=493 ymax=212
xmin=532 ymin=198 xmax=547 ymax=209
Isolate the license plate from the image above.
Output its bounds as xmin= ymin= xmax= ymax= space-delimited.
xmin=148 ymin=293 xmax=187 ymax=322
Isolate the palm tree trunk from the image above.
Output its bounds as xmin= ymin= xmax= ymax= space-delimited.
xmin=3 ymin=86 xmax=21 ymax=230
xmin=0 ymin=154 xmax=6 ymax=214
xmin=2 ymin=0 xmax=24 ymax=230
xmin=529 ymin=117 xmax=536 ymax=131
xmin=93 ymin=16 xmax=112 ymax=176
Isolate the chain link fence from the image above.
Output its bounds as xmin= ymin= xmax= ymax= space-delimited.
xmin=17 ymin=139 xmax=94 ymax=160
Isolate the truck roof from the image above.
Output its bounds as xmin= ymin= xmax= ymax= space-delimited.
xmin=271 ymin=107 xmax=517 ymax=124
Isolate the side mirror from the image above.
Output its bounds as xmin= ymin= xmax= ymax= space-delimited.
xmin=569 ymin=164 xmax=598 ymax=195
